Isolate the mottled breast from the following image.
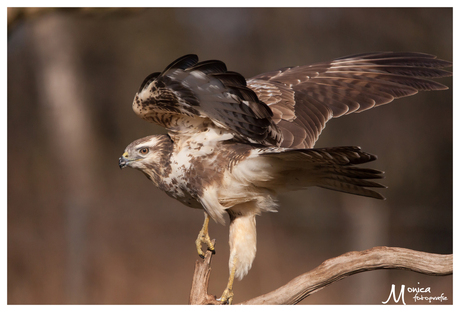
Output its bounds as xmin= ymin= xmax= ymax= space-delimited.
xmin=158 ymin=131 xmax=252 ymax=209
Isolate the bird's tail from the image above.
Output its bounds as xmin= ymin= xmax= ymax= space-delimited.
xmin=257 ymin=146 xmax=386 ymax=199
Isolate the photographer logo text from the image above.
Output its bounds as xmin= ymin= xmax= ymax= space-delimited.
xmin=382 ymin=282 xmax=448 ymax=304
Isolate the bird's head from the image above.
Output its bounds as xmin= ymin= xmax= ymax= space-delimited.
xmin=118 ymin=135 xmax=173 ymax=173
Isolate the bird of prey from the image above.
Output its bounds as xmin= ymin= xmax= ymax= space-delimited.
xmin=118 ymin=52 xmax=451 ymax=304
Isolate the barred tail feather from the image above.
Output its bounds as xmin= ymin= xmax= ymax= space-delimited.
xmin=314 ymin=166 xmax=386 ymax=199
xmin=259 ymin=146 xmax=386 ymax=199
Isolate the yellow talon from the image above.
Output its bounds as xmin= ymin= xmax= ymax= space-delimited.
xmin=219 ymin=287 xmax=234 ymax=305
xmin=219 ymin=257 xmax=236 ymax=304
xmin=195 ymin=213 xmax=215 ymax=257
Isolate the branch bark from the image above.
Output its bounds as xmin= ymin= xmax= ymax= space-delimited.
xmin=189 ymin=240 xmax=221 ymax=305
xmin=189 ymin=246 xmax=452 ymax=305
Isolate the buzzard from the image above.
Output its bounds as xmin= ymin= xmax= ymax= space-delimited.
xmin=118 ymin=52 xmax=451 ymax=304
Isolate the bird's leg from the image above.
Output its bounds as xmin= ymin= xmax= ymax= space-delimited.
xmin=195 ymin=212 xmax=215 ymax=257
xmin=219 ymin=258 xmax=236 ymax=305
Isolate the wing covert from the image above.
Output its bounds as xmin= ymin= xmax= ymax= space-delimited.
xmin=133 ymin=54 xmax=282 ymax=145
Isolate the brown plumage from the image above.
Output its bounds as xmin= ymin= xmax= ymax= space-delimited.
xmin=119 ymin=52 xmax=451 ymax=304
xmin=248 ymin=52 xmax=451 ymax=148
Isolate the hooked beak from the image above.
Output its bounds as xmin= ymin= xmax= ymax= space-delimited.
xmin=119 ymin=152 xmax=130 ymax=169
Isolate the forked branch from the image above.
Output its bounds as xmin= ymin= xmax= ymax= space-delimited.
xmin=189 ymin=245 xmax=452 ymax=305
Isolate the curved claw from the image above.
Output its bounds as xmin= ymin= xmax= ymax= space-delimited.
xmin=219 ymin=288 xmax=234 ymax=305
xmin=218 ymin=257 xmax=236 ymax=304
xmin=195 ymin=228 xmax=215 ymax=257
xmin=195 ymin=213 xmax=215 ymax=257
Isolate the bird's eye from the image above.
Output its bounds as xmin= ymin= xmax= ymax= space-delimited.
xmin=139 ymin=147 xmax=149 ymax=155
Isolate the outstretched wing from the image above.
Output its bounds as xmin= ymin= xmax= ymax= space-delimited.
xmin=248 ymin=52 xmax=452 ymax=148
xmin=133 ymin=54 xmax=281 ymax=145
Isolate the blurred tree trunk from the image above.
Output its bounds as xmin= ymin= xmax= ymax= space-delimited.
xmin=31 ymin=13 xmax=97 ymax=303
xmin=343 ymin=197 xmax=390 ymax=303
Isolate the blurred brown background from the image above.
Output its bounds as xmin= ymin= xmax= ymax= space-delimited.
xmin=7 ymin=8 xmax=452 ymax=304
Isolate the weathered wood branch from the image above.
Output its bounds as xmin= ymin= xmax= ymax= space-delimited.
xmin=189 ymin=245 xmax=452 ymax=305
xmin=189 ymin=240 xmax=221 ymax=305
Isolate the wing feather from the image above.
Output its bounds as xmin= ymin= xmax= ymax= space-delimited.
xmin=133 ymin=54 xmax=282 ymax=145
xmin=247 ymin=52 xmax=451 ymax=148
xmin=133 ymin=52 xmax=450 ymax=149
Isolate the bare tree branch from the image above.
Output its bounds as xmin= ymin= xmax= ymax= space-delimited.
xmin=189 ymin=240 xmax=220 ymax=305
xmin=189 ymin=246 xmax=452 ymax=305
